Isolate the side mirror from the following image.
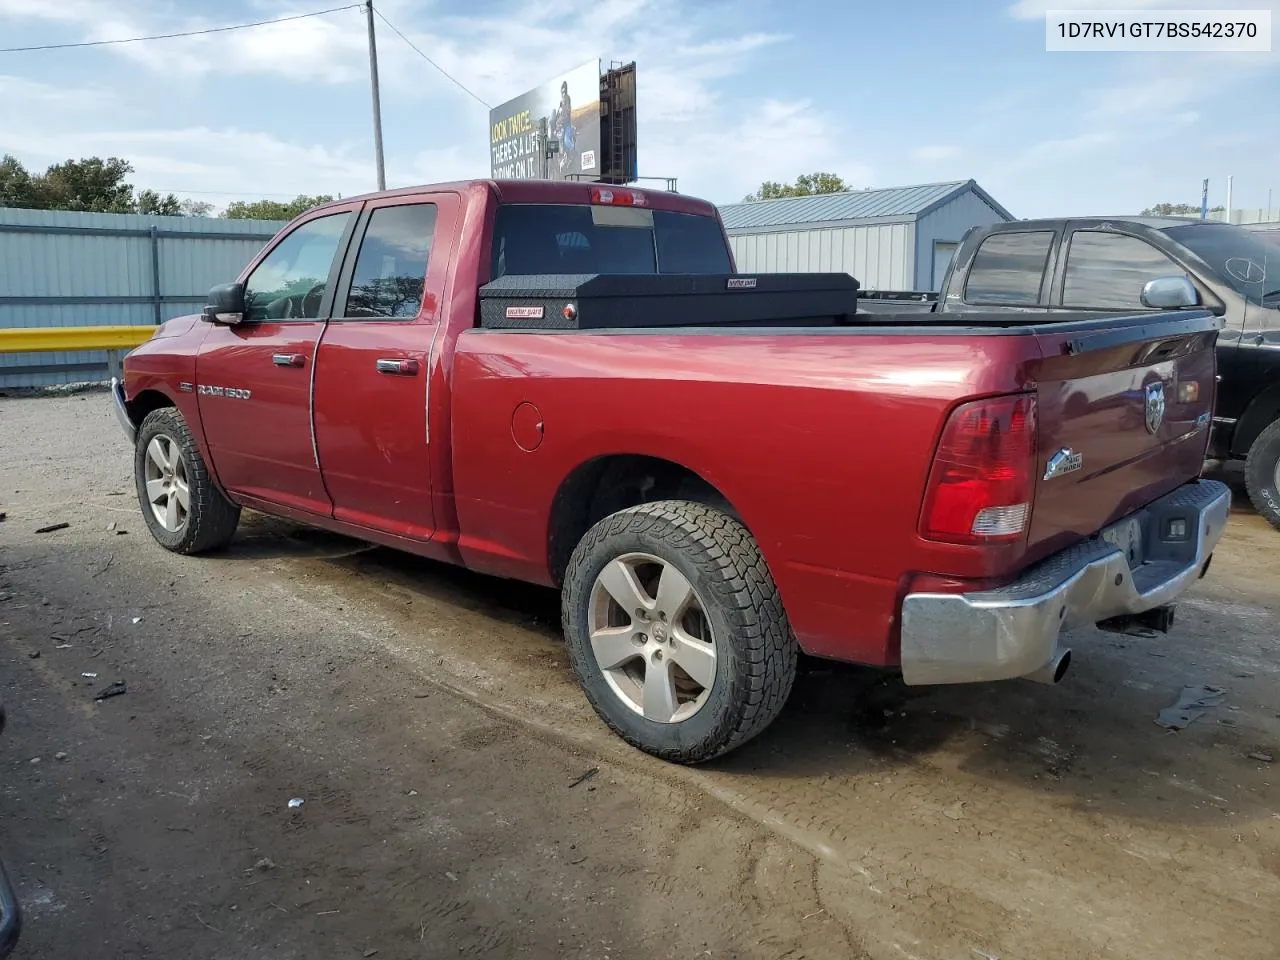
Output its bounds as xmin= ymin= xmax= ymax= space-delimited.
xmin=201 ymin=282 xmax=247 ymax=325
xmin=1141 ymin=275 xmax=1200 ymax=309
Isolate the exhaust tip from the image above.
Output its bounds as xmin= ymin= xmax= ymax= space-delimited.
xmin=1027 ymin=647 xmax=1072 ymax=685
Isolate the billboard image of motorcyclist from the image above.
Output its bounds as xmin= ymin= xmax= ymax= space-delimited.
xmin=550 ymin=81 xmax=578 ymax=175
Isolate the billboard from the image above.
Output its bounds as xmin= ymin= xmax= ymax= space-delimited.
xmin=489 ymin=60 xmax=602 ymax=181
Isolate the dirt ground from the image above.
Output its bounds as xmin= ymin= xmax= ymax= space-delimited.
xmin=1 ymin=389 xmax=1277 ymax=960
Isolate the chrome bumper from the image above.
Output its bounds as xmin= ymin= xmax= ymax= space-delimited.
xmin=900 ymin=479 xmax=1232 ymax=686
xmin=111 ymin=377 xmax=136 ymax=445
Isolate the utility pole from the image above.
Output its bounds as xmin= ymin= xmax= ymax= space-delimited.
xmin=365 ymin=0 xmax=386 ymax=191
xmin=1225 ymin=175 xmax=1234 ymax=225
xmin=1200 ymin=178 xmax=1209 ymax=219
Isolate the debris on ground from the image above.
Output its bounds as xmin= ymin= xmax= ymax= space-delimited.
xmin=0 ymin=512 xmax=6 ymax=522
xmin=107 ymin=521 xmax=117 ymax=532
xmin=1247 ymin=752 xmax=1274 ymax=763
xmin=28 ymin=651 xmax=39 ymax=659
xmin=287 ymin=798 xmax=304 ymax=809
xmin=253 ymin=858 xmax=277 ymax=872
xmin=94 ymin=680 xmax=127 ymax=701
xmin=1155 ymin=684 xmax=1226 ymax=730
xmin=944 ymin=801 xmax=967 ymax=821
xmin=34 ymin=522 xmax=70 ymax=534
xmin=55 ymin=752 xmax=68 ymax=761
xmin=82 ymin=672 xmax=98 ymax=679
xmin=132 ymin=617 xmax=142 ymax=625
xmin=569 ymin=767 xmax=599 ymax=788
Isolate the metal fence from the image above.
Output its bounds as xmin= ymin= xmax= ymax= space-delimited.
xmin=0 ymin=207 xmax=286 ymax=389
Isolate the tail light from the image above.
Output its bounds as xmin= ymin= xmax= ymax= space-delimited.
xmin=920 ymin=393 xmax=1037 ymax=544
xmin=590 ymin=186 xmax=646 ymax=207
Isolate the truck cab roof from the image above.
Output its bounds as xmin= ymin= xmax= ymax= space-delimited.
xmin=307 ymin=179 xmax=721 ymax=220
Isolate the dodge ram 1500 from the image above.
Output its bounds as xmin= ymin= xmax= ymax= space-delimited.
xmin=113 ymin=180 xmax=1231 ymax=763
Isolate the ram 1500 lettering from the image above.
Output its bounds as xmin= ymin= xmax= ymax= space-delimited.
xmin=866 ymin=216 xmax=1280 ymax=529
xmin=113 ymin=180 xmax=1231 ymax=763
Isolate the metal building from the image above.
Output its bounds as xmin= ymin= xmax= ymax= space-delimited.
xmin=718 ymin=180 xmax=1014 ymax=292
xmin=0 ymin=207 xmax=283 ymax=388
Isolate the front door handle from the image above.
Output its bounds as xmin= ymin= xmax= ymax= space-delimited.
xmin=376 ymin=358 xmax=420 ymax=376
xmin=272 ymin=353 xmax=305 ymax=368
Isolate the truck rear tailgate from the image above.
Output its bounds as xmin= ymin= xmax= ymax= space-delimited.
xmin=1026 ymin=312 xmax=1220 ymax=557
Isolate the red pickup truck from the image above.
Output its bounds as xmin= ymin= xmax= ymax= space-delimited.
xmin=113 ymin=179 xmax=1231 ymax=763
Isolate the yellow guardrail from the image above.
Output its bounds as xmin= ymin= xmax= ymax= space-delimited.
xmin=0 ymin=325 xmax=157 ymax=353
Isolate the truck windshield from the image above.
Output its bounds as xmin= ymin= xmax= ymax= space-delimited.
xmin=491 ymin=203 xmax=733 ymax=277
xmin=1162 ymin=222 xmax=1280 ymax=306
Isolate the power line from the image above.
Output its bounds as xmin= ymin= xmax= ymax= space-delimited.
xmin=0 ymin=4 xmax=362 ymax=54
xmin=373 ymin=8 xmax=490 ymax=109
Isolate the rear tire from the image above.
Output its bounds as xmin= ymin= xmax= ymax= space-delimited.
xmin=134 ymin=407 xmax=241 ymax=554
xmin=561 ymin=500 xmax=798 ymax=764
xmin=1244 ymin=418 xmax=1280 ymax=531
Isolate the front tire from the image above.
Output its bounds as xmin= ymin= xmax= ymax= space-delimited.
xmin=134 ymin=407 xmax=241 ymax=554
xmin=561 ymin=500 xmax=798 ymax=764
xmin=1244 ymin=418 xmax=1280 ymax=531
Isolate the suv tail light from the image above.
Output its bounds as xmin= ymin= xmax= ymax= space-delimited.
xmin=590 ymin=186 xmax=646 ymax=207
xmin=920 ymin=393 xmax=1037 ymax=544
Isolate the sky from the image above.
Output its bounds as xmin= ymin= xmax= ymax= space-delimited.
xmin=0 ymin=0 xmax=1277 ymax=219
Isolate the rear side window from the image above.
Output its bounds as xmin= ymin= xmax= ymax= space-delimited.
xmin=491 ymin=204 xmax=732 ymax=277
xmin=1062 ymin=232 xmax=1183 ymax=309
xmin=964 ymin=231 xmax=1054 ymax=305
xmin=343 ymin=203 xmax=438 ymax=318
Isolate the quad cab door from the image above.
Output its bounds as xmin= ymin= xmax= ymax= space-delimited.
xmin=311 ymin=193 xmax=461 ymax=540
xmin=195 ymin=204 xmax=360 ymax=515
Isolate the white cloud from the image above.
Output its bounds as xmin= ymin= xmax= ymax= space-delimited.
xmin=0 ymin=0 xmax=860 ymax=204
xmin=643 ymin=98 xmax=870 ymax=202
xmin=1009 ymin=0 xmax=1177 ymax=18
xmin=912 ymin=145 xmax=961 ymax=163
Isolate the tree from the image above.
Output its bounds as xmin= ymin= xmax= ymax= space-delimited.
xmin=180 ymin=198 xmax=215 ymax=217
xmin=38 ymin=156 xmax=137 ymax=213
xmin=0 ymin=154 xmax=36 ymax=208
xmin=223 ymin=195 xmax=334 ymax=221
xmin=1142 ymin=201 xmax=1225 ymax=216
xmin=744 ymin=172 xmax=849 ymax=202
xmin=136 ymin=189 xmax=184 ymax=216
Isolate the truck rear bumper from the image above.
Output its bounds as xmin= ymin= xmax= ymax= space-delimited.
xmin=899 ymin=479 xmax=1231 ymax=686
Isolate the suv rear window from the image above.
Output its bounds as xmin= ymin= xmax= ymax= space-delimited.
xmin=491 ymin=203 xmax=732 ymax=277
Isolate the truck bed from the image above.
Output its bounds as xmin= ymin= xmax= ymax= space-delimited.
xmin=447 ymin=307 xmax=1220 ymax=666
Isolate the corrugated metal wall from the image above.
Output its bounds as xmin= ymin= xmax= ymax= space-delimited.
xmin=727 ymin=222 xmax=915 ymax=290
xmin=0 ymin=207 xmax=285 ymax=388
xmin=913 ymin=188 xmax=1011 ymax=289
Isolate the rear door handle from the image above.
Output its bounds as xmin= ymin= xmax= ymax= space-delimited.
xmin=272 ymin=353 xmax=305 ymax=368
xmin=376 ymin=358 xmax=420 ymax=376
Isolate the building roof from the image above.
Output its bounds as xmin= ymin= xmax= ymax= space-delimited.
xmin=717 ymin=179 xmax=1013 ymax=231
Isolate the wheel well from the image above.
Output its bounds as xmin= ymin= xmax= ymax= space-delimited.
xmin=547 ymin=455 xmax=737 ymax=586
xmin=127 ymin=389 xmax=175 ymax=426
xmin=1232 ymin=381 xmax=1280 ymax=458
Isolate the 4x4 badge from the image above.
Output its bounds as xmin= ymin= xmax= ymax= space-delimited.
xmin=1044 ymin=448 xmax=1083 ymax=480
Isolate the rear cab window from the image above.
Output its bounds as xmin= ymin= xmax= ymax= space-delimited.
xmin=490 ymin=203 xmax=732 ymax=277
xmin=1061 ymin=231 xmax=1183 ymax=310
xmin=963 ymin=231 xmax=1055 ymax=305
